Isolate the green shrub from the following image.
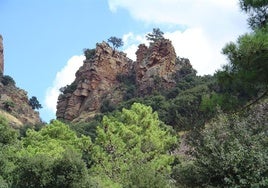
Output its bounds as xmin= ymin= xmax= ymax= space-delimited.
xmin=3 ymin=100 xmax=15 ymax=112
xmin=84 ymin=48 xmax=95 ymax=60
xmin=59 ymin=82 xmax=77 ymax=94
xmin=173 ymin=105 xmax=268 ymax=187
xmin=28 ymin=96 xmax=42 ymax=110
xmin=1 ymin=75 xmax=15 ymax=86
xmin=100 ymin=99 xmax=115 ymax=113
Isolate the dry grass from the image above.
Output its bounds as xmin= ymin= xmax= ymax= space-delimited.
xmin=0 ymin=109 xmax=23 ymax=128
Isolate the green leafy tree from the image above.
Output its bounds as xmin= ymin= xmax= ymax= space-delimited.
xmin=14 ymin=120 xmax=92 ymax=187
xmin=50 ymin=149 xmax=90 ymax=188
xmin=91 ymin=103 xmax=177 ymax=186
xmin=19 ymin=120 xmax=91 ymax=158
xmin=83 ymin=48 xmax=95 ymax=60
xmin=0 ymin=116 xmax=19 ymax=186
xmin=100 ymin=99 xmax=116 ymax=113
xmin=239 ymin=0 xmax=268 ymax=30
xmin=210 ymin=1 xmax=268 ymax=111
xmin=215 ymin=26 xmax=268 ymax=110
xmin=146 ymin=28 xmax=164 ymax=43
xmin=0 ymin=116 xmax=18 ymax=145
xmin=29 ymin=96 xmax=42 ymax=110
xmin=1 ymin=75 xmax=16 ymax=86
xmin=173 ymin=102 xmax=268 ymax=187
xmin=107 ymin=36 xmax=123 ymax=50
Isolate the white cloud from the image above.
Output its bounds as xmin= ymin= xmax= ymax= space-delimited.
xmin=110 ymin=0 xmax=249 ymax=75
xmin=108 ymin=0 xmax=244 ymax=27
xmin=165 ymin=28 xmax=216 ymax=75
xmin=44 ymin=55 xmax=85 ymax=114
xmin=122 ymin=32 xmax=148 ymax=60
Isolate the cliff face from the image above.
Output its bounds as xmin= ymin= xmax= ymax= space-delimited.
xmin=56 ymin=42 xmax=133 ymax=121
xmin=56 ymin=39 xmax=191 ymax=122
xmin=135 ymin=39 xmax=182 ymax=94
xmin=0 ymin=83 xmax=42 ymax=127
xmin=0 ymin=35 xmax=41 ymax=127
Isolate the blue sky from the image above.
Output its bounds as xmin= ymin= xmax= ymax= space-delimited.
xmin=0 ymin=0 xmax=249 ymax=122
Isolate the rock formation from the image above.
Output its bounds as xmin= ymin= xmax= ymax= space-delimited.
xmin=0 ymin=83 xmax=42 ymax=127
xmin=56 ymin=42 xmax=133 ymax=121
xmin=0 ymin=35 xmax=4 ymax=75
xmin=56 ymin=39 xmax=191 ymax=122
xmin=135 ymin=39 xmax=180 ymax=94
xmin=0 ymin=35 xmax=42 ymax=127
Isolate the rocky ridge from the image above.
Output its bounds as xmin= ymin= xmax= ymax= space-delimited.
xmin=0 ymin=35 xmax=42 ymax=127
xmin=0 ymin=83 xmax=42 ymax=127
xmin=57 ymin=39 xmax=192 ymax=122
xmin=56 ymin=42 xmax=133 ymax=121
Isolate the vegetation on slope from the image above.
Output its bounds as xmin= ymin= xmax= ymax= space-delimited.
xmin=0 ymin=0 xmax=267 ymax=187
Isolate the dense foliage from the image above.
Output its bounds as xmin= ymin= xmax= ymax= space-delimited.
xmin=239 ymin=0 xmax=268 ymax=29
xmin=107 ymin=36 xmax=123 ymax=50
xmin=0 ymin=1 xmax=267 ymax=187
xmin=1 ymin=75 xmax=16 ymax=86
xmin=146 ymin=28 xmax=165 ymax=43
xmin=84 ymin=48 xmax=96 ymax=60
xmin=173 ymin=103 xmax=268 ymax=187
xmin=90 ymin=103 xmax=177 ymax=186
xmin=28 ymin=96 xmax=42 ymax=110
xmin=0 ymin=104 xmax=179 ymax=187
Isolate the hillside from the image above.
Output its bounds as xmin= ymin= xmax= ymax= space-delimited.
xmin=0 ymin=35 xmax=42 ymax=127
xmin=1 ymin=1 xmax=267 ymax=187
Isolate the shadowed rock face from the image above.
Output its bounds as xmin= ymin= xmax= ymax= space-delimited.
xmin=56 ymin=39 xmax=191 ymax=122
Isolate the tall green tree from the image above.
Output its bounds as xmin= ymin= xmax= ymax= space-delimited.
xmin=14 ymin=120 xmax=92 ymax=187
xmin=216 ymin=26 xmax=268 ymax=109
xmin=0 ymin=116 xmax=19 ymax=186
xmin=146 ymin=28 xmax=164 ymax=43
xmin=29 ymin=96 xmax=42 ymax=110
xmin=239 ymin=0 xmax=268 ymax=30
xmin=209 ymin=1 xmax=268 ymax=111
xmin=107 ymin=36 xmax=123 ymax=50
xmin=173 ymin=102 xmax=268 ymax=187
xmin=91 ymin=103 xmax=177 ymax=187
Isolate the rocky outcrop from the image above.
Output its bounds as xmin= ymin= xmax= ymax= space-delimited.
xmin=56 ymin=42 xmax=133 ymax=121
xmin=56 ymin=39 xmax=192 ymax=122
xmin=0 ymin=35 xmax=4 ymax=75
xmin=135 ymin=39 xmax=181 ymax=94
xmin=0 ymin=35 xmax=41 ymax=127
xmin=0 ymin=78 xmax=42 ymax=127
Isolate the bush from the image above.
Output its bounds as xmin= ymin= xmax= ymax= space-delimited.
xmin=173 ymin=103 xmax=268 ymax=187
xmin=84 ymin=48 xmax=95 ymax=60
xmin=28 ymin=96 xmax=42 ymax=110
xmin=125 ymin=163 xmax=174 ymax=188
xmin=116 ymin=73 xmax=136 ymax=86
xmin=3 ymin=100 xmax=15 ymax=112
xmin=59 ymin=82 xmax=77 ymax=94
xmin=100 ymin=99 xmax=115 ymax=113
xmin=1 ymin=75 xmax=15 ymax=86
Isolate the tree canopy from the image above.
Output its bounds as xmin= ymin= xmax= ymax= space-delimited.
xmin=239 ymin=0 xmax=268 ymax=29
xmin=90 ymin=103 xmax=177 ymax=186
xmin=208 ymin=1 xmax=268 ymax=111
xmin=29 ymin=96 xmax=42 ymax=110
xmin=146 ymin=28 xmax=165 ymax=43
xmin=107 ymin=36 xmax=124 ymax=49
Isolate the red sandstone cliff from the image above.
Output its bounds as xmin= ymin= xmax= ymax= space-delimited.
xmin=56 ymin=39 xmax=191 ymax=122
